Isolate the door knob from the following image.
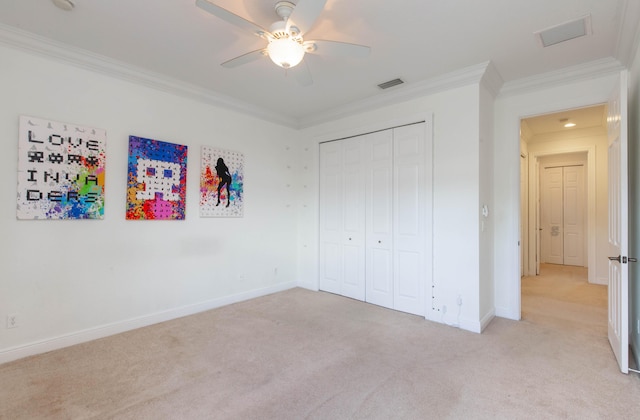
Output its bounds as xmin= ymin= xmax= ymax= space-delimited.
xmin=608 ymin=255 xmax=621 ymax=262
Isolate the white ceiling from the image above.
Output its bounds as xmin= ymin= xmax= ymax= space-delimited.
xmin=523 ymin=104 xmax=607 ymax=139
xmin=0 ymin=0 xmax=639 ymax=128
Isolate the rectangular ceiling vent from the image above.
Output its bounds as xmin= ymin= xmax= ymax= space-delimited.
xmin=534 ymin=15 xmax=592 ymax=48
xmin=378 ymin=78 xmax=404 ymax=90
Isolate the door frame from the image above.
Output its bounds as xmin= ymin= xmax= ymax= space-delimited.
xmin=495 ymin=69 xmax=621 ymax=322
xmin=528 ymin=148 xmax=594 ymax=278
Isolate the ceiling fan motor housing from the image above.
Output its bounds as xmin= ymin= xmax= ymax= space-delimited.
xmin=274 ymin=1 xmax=295 ymax=20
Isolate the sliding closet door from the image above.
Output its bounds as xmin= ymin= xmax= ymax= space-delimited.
xmin=365 ymin=130 xmax=394 ymax=309
xmin=393 ymin=124 xmax=426 ymax=316
xmin=319 ymin=138 xmax=366 ymax=300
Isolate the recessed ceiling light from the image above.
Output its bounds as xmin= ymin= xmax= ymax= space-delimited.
xmin=52 ymin=0 xmax=74 ymax=11
xmin=564 ymin=122 xmax=576 ymax=128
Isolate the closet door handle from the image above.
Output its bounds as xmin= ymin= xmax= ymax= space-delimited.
xmin=608 ymin=255 xmax=621 ymax=262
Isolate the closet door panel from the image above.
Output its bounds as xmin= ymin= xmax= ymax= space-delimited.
xmin=397 ymin=251 xmax=421 ymax=298
xmin=563 ymin=165 xmax=585 ymax=266
xmin=366 ymin=131 xmax=394 ymax=308
xmin=340 ymin=138 xmax=366 ymax=300
xmin=319 ymin=142 xmax=343 ymax=294
xmin=541 ymin=167 xmax=564 ymax=264
xmin=393 ymin=124 xmax=426 ymax=316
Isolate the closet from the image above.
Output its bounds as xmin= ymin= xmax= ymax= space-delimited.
xmin=540 ymin=164 xmax=586 ymax=266
xmin=319 ymin=121 xmax=432 ymax=316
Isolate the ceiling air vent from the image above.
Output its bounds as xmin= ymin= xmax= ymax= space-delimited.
xmin=534 ymin=15 xmax=592 ymax=48
xmin=378 ymin=78 xmax=404 ymax=89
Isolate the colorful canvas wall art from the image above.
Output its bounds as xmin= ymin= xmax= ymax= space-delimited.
xmin=126 ymin=136 xmax=188 ymax=220
xmin=17 ymin=116 xmax=106 ymax=220
xmin=200 ymin=147 xmax=244 ymax=217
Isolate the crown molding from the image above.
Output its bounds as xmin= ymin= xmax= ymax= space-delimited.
xmin=480 ymin=61 xmax=504 ymax=98
xmin=499 ymin=57 xmax=624 ymax=98
xmin=0 ymin=24 xmax=298 ymax=128
xmin=615 ymin=0 xmax=640 ymax=66
xmin=298 ymin=61 xmax=493 ymax=129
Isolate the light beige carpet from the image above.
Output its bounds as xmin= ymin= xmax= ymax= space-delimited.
xmin=1 ymin=266 xmax=639 ymax=419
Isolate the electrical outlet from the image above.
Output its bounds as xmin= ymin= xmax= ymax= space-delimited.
xmin=7 ymin=313 xmax=18 ymax=329
xmin=637 ymin=319 xmax=640 ymax=334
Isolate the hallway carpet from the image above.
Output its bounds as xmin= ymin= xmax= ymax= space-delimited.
xmin=1 ymin=267 xmax=639 ymax=419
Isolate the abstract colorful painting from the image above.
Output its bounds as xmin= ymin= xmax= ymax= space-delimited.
xmin=17 ymin=116 xmax=106 ymax=220
xmin=126 ymin=136 xmax=187 ymax=220
xmin=200 ymin=146 xmax=244 ymax=217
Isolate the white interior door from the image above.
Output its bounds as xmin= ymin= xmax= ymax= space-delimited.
xmin=319 ymin=138 xmax=366 ymax=301
xmin=393 ymin=124 xmax=426 ymax=316
xmin=563 ymin=165 xmax=585 ymax=266
xmin=541 ymin=167 xmax=564 ymax=264
xmin=319 ymin=141 xmax=343 ymax=295
xmin=540 ymin=164 xmax=585 ymax=266
xmin=607 ymin=71 xmax=628 ymax=374
xmin=320 ymin=119 xmax=431 ymax=318
xmin=341 ymin=138 xmax=366 ymax=300
xmin=365 ymin=130 xmax=394 ymax=309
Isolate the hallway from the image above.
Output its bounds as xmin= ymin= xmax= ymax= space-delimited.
xmin=521 ymin=263 xmax=607 ymax=336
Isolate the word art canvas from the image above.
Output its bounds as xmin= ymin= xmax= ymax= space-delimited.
xmin=200 ymin=146 xmax=244 ymax=217
xmin=126 ymin=136 xmax=187 ymax=220
xmin=17 ymin=116 xmax=106 ymax=220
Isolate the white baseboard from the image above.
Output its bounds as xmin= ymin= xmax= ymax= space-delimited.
xmin=480 ymin=309 xmax=496 ymax=332
xmin=296 ymin=280 xmax=319 ymax=291
xmin=458 ymin=318 xmax=481 ymax=333
xmin=0 ymin=281 xmax=296 ymax=365
xmin=495 ymin=306 xmax=520 ymax=320
xmin=594 ymin=277 xmax=608 ymax=285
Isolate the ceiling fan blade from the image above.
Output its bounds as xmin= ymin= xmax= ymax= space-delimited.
xmin=221 ymin=49 xmax=268 ymax=68
xmin=305 ymin=40 xmax=371 ymax=58
xmin=289 ymin=60 xmax=313 ymax=86
xmin=287 ymin=0 xmax=327 ymax=36
xmin=196 ymin=0 xmax=270 ymax=38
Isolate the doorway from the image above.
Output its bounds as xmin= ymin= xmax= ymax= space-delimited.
xmin=520 ymin=104 xmax=607 ymax=284
xmin=519 ymin=104 xmax=608 ymax=330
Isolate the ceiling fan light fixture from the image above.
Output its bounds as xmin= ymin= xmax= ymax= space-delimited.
xmin=267 ymin=37 xmax=305 ymax=69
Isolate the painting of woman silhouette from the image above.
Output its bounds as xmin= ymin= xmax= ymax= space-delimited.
xmin=200 ymin=146 xmax=244 ymax=217
xmin=215 ymin=157 xmax=232 ymax=207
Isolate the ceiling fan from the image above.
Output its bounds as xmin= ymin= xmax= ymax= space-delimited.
xmin=195 ymin=0 xmax=371 ymax=85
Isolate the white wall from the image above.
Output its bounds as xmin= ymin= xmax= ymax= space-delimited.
xmin=299 ymin=83 xmax=485 ymax=332
xmin=494 ymin=73 xmax=619 ymax=319
xmin=0 ymin=45 xmax=300 ymax=362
